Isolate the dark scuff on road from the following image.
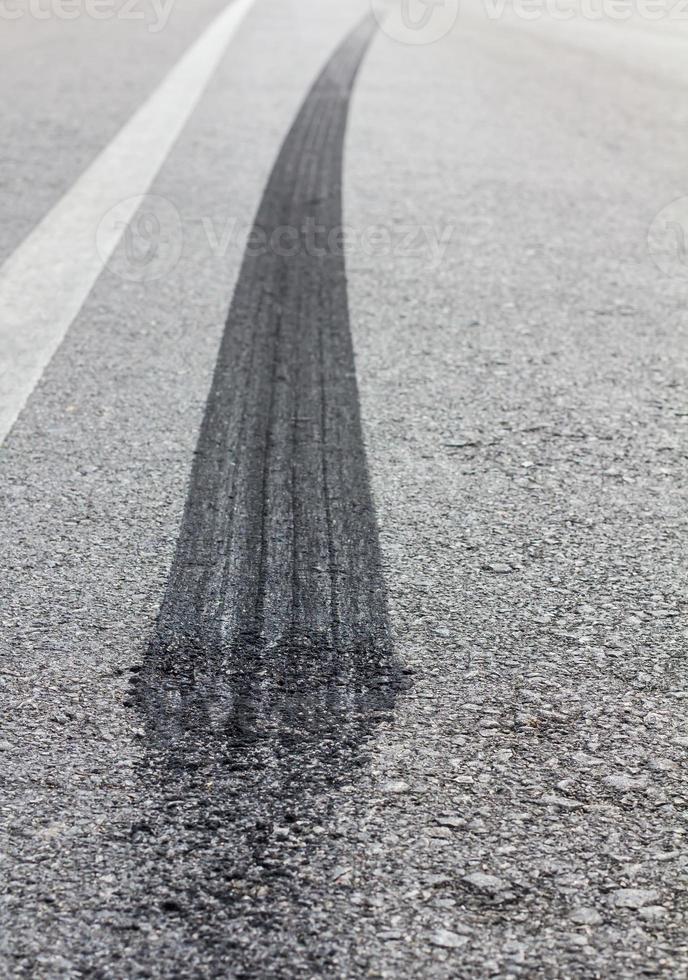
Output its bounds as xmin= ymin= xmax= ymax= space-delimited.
xmin=129 ymin=17 xmax=406 ymax=974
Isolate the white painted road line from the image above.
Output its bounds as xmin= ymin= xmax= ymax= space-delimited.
xmin=0 ymin=0 xmax=256 ymax=447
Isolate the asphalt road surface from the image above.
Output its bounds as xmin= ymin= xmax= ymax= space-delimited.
xmin=1 ymin=1 xmax=688 ymax=977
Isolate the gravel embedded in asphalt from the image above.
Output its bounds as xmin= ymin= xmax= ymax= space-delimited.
xmin=1 ymin=2 xmax=688 ymax=977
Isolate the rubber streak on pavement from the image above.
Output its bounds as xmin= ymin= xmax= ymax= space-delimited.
xmin=139 ymin=16 xmax=402 ymax=773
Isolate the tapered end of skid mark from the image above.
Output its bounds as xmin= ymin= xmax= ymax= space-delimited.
xmin=137 ymin=629 xmax=405 ymax=783
xmin=133 ymin=15 xmax=404 ymax=799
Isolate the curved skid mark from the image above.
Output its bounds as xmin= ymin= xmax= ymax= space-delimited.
xmin=140 ymin=15 xmax=404 ymax=776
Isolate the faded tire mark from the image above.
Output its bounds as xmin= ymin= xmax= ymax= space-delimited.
xmin=140 ymin=16 xmax=401 ymax=771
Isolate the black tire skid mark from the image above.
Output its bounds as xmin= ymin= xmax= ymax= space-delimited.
xmin=126 ymin=22 xmax=405 ymax=964
xmin=138 ymin=15 xmax=404 ymax=790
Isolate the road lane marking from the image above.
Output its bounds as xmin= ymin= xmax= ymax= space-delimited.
xmin=0 ymin=0 xmax=256 ymax=446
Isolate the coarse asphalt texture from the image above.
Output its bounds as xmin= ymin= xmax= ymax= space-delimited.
xmin=1 ymin=0 xmax=688 ymax=977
